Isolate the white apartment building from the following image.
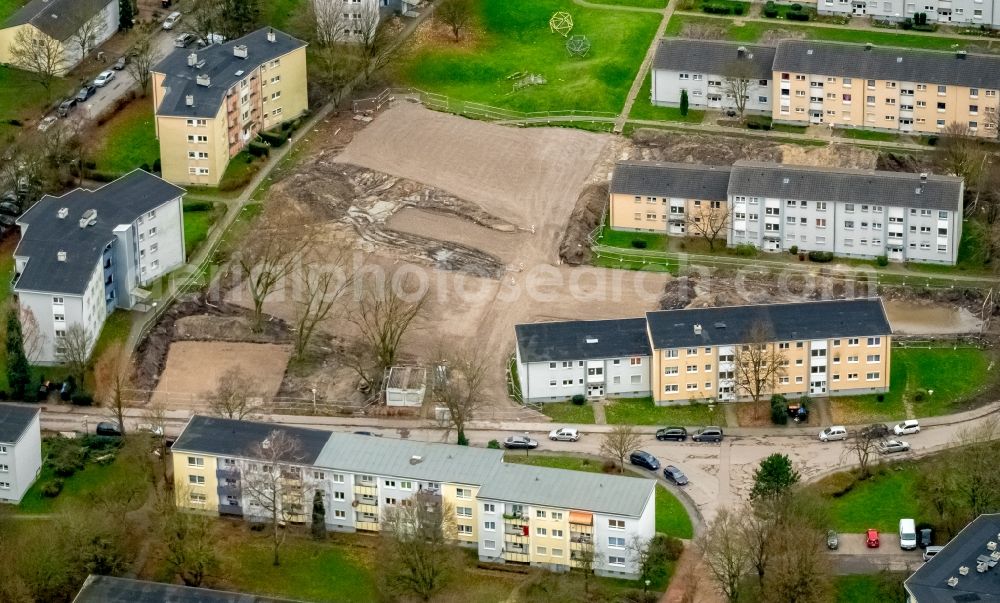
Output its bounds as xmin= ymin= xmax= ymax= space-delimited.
xmin=0 ymin=404 xmax=42 ymax=503
xmin=171 ymin=416 xmax=657 ymax=579
xmin=817 ymin=0 xmax=996 ymax=26
xmin=13 ymin=171 xmax=186 ymax=364
xmin=515 ymin=318 xmax=653 ymax=402
xmin=651 ymin=39 xmax=777 ymax=115
xmin=726 ymin=161 xmax=964 ymax=264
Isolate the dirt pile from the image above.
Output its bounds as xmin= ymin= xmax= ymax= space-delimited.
xmin=560 ymin=182 xmax=608 ymax=265
xmin=630 ymin=129 xmax=784 ymax=165
xmin=876 ymin=151 xmax=936 ymax=173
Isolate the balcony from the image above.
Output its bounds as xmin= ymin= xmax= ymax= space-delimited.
xmin=505 ymin=542 xmax=529 ymax=555
xmin=218 ymin=503 xmax=243 ymax=516
xmin=356 ymin=521 xmax=380 ymax=532
xmin=356 ymin=502 xmax=379 ymax=515
xmin=354 ymin=484 xmax=377 ymax=497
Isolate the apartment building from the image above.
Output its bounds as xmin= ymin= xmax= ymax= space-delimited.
xmin=74 ymin=575 xmax=303 ymax=602
xmin=0 ymin=404 xmax=42 ymax=503
xmin=0 ymin=0 xmax=118 ymax=75
xmin=817 ymin=0 xmax=996 ymax=27
xmin=727 ymin=161 xmax=964 ymax=264
xmin=514 ymin=298 xmax=892 ymax=405
xmin=515 ymin=318 xmax=653 ymax=401
xmin=651 ymin=39 xmax=776 ymax=114
xmin=151 ymin=28 xmax=308 ymax=187
xmin=608 ymin=160 xmax=731 ymax=235
xmin=12 ymin=171 xmax=185 ymax=364
xmin=772 ymin=40 xmax=1000 ymax=137
xmin=903 ymin=514 xmax=1000 ymax=602
xmin=171 ymin=416 xmax=657 ymax=578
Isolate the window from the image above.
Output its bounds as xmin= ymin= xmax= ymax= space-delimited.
xmin=188 ymin=475 xmax=205 ymax=485
xmin=334 ymin=491 xmax=345 ymax=500
xmin=457 ymin=525 xmax=473 ymax=535
xmin=630 ymin=374 xmax=641 ymax=384
xmin=552 ymin=511 xmax=563 ymax=520
xmin=188 ymin=456 xmax=204 ymax=467
xmin=630 ymin=357 xmax=642 ymax=366
xmin=484 ymin=539 xmax=496 ymax=549
xmin=686 ymin=348 xmax=698 ymax=355
xmin=484 ymin=521 xmax=496 ymax=530
xmin=456 ymin=488 xmax=470 ymax=499
xmin=484 ymin=503 xmax=496 ymax=513
xmin=334 ymin=510 xmax=346 ymax=518
xmin=609 ymin=556 xmax=626 ymax=566
xmin=333 ymin=474 xmax=344 ymax=483
xmin=189 ymin=492 xmax=206 ymax=503
xmin=664 ymin=384 xmax=678 ymax=393
xmin=848 ymin=338 xmax=859 ymax=346
xmin=609 ymin=536 xmax=626 ymax=548
xmin=457 ymin=507 xmax=472 ymax=517
xmin=867 ymin=337 xmax=881 ymax=346
xmin=385 ymin=497 xmax=398 ymax=506
xmin=552 ymin=548 xmax=563 ymax=556
xmin=0 ymin=445 xmax=7 ymax=454
xmin=664 ymin=366 xmax=678 ymax=376
xmin=687 ymin=365 xmax=698 ymax=373
xmin=866 ymin=372 xmax=881 ymax=380
xmin=0 ymin=464 xmax=7 ymax=472
xmin=867 ymin=354 xmax=881 ymax=362
xmin=609 ymin=519 xmax=625 ymax=530
xmin=536 ymin=527 xmax=548 ymax=536
xmin=536 ymin=510 xmax=547 ymax=519
xmin=938 ymin=85 xmax=947 ymax=94
xmin=537 ymin=546 xmax=547 ymax=555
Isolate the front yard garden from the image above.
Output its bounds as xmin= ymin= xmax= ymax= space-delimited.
xmin=605 ymin=396 xmax=727 ymax=427
xmin=539 ymin=401 xmax=597 ymax=423
xmin=90 ymin=101 xmax=160 ymax=178
xmin=183 ymin=199 xmax=226 ymax=256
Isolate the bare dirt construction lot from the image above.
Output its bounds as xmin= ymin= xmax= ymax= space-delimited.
xmin=152 ymin=341 xmax=291 ymax=407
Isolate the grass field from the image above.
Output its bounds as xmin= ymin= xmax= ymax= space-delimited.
xmin=834 ymin=574 xmax=907 ymax=602
xmin=629 ymin=76 xmax=707 ymax=123
xmin=605 ymin=397 xmax=727 ymax=426
xmin=394 ymin=0 xmax=661 ymax=113
xmin=597 ymin=220 xmax=669 ymax=251
xmin=19 ymin=445 xmax=133 ymax=514
xmin=586 ymin=0 xmax=666 ymax=7
xmin=91 ymin=102 xmax=160 ymax=176
xmin=835 ymin=128 xmax=903 ymax=142
xmin=0 ymin=66 xmax=74 ymax=140
xmin=819 ymin=465 xmax=921 ymax=532
xmin=183 ymin=200 xmax=224 ymax=256
xmin=539 ymin=402 xmax=597 ymax=423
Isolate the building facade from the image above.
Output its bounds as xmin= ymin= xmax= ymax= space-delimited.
xmin=651 ymin=39 xmax=776 ymax=115
xmin=0 ymin=405 xmax=42 ymax=503
xmin=515 ymin=299 xmax=892 ymax=405
xmin=726 ymin=162 xmax=964 ymax=264
xmin=151 ymin=28 xmax=309 ymax=187
xmin=13 ymin=171 xmax=185 ymax=364
xmin=0 ymin=0 xmax=118 ymax=75
xmin=817 ymin=0 xmax=996 ymax=27
xmin=171 ymin=416 xmax=657 ymax=578
xmin=608 ymin=161 xmax=731 ymax=235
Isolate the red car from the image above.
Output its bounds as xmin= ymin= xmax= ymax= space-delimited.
xmin=866 ymin=529 xmax=880 ymax=548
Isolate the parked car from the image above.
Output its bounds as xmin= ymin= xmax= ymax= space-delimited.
xmin=862 ymin=423 xmax=891 ymax=438
xmin=866 ymin=529 xmax=880 ymax=548
xmin=922 ymin=545 xmax=944 ymax=561
xmin=919 ymin=528 xmax=933 ymax=549
xmin=663 ymin=465 xmax=688 ymax=486
xmin=37 ymin=116 xmax=57 ymax=131
xmin=57 ymin=98 xmax=77 ymax=116
xmin=75 ymin=84 xmax=96 ymax=102
xmin=174 ymin=32 xmax=195 ymax=47
xmin=95 ymin=421 xmax=123 ymax=437
xmin=691 ymin=426 xmax=723 ymax=443
xmin=819 ymin=426 xmax=848 ymax=442
xmin=878 ymin=439 xmax=911 ymax=454
xmin=503 ymin=435 xmax=538 ymax=450
xmin=655 ymin=426 xmax=688 ymax=441
xmin=162 ymin=11 xmax=182 ymax=29
xmin=893 ymin=419 xmax=920 ymax=436
xmin=629 ymin=450 xmax=660 ymax=471
xmin=899 ymin=518 xmax=917 ymax=550
xmin=0 ymin=201 xmax=20 ymax=216
xmin=548 ymin=427 xmax=580 ymax=442
xmin=113 ymin=55 xmax=127 ymax=70
xmin=93 ymin=70 xmax=116 ymax=87
xmin=827 ymin=530 xmax=839 ymax=550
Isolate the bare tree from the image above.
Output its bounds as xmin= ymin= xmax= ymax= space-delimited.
xmin=347 ymin=272 xmax=427 ymax=393
xmin=17 ymin=306 xmax=45 ymax=363
xmin=628 ymin=535 xmax=672 ymax=591
xmin=699 ymin=508 xmax=752 ymax=603
xmin=235 ymin=205 xmax=314 ymax=332
xmin=432 ymin=344 xmax=489 ymax=445
xmin=143 ymin=402 xmax=170 ymax=484
xmin=57 ymin=324 xmax=91 ymax=387
xmin=94 ymin=342 xmax=131 ymax=435
xmin=356 ymin=3 xmax=393 ymax=82
xmin=157 ymin=490 xmax=220 ymax=586
xmin=733 ymin=320 xmax=786 ymax=419
xmin=298 ymin=0 xmax=353 ymax=45
xmin=7 ymin=27 xmax=70 ymax=98
xmin=757 ymin=493 xmax=832 ymax=603
xmin=573 ymin=545 xmax=604 ymax=598
xmin=436 ymin=0 xmax=473 ymax=41
xmin=240 ymin=429 xmax=308 ymax=566
xmin=379 ymin=489 xmax=458 ymax=601
xmin=125 ymin=28 xmax=160 ymax=97
xmin=188 ymin=0 xmax=223 ymax=46
xmin=984 ymin=106 xmax=999 ymax=140
xmin=938 ymin=122 xmax=989 ymax=210
xmin=208 ymin=366 xmax=261 ymax=419
xmin=739 ymin=498 xmax=778 ymax=590
xmin=722 ymin=60 xmax=758 ymax=122
xmin=686 ymin=201 xmax=731 ymax=251
xmin=842 ymin=427 xmax=881 ymax=478
xmin=600 ymin=425 xmax=641 ymax=474
xmin=66 ymin=6 xmax=108 ymax=62
xmin=293 ymin=254 xmax=353 ymax=361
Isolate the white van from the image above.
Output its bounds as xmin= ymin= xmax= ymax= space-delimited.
xmin=899 ymin=518 xmax=917 ymax=550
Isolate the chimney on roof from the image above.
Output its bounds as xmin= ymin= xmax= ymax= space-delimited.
xmin=957 ymin=50 xmax=968 ymax=59
xmin=920 ymin=172 xmax=928 ymax=182
xmin=267 ymin=28 xmax=276 ymax=43
xmin=196 ymin=74 xmax=211 ymax=87
xmin=409 ymin=455 xmax=423 ymax=465
xmin=737 ymin=45 xmax=747 ymax=58
xmin=185 ymin=94 xmax=194 ymax=107
xmin=187 ymin=52 xmax=197 ymax=67
xmin=79 ymin=209 xmax=96 ymax=228
xmin=233 ymin=44 xmax=248 ymax=59
xmin=693 ymin=324 xmax=703 ymax=335
xmin=585 ymin=337 xmax=599 ymax=344
xmin=56 ymin=250 xmax=66 ymax=262
xmin=57 ymin=207 xmax=68 ymax=219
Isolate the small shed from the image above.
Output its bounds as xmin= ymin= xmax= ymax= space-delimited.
xmin=385 ymin=366 xmax=427 ymax=407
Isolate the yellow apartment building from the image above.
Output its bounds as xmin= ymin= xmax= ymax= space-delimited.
xmin=151 ymin=28 xmax=308 ymax=187
xmin=772 ymin=40 xmax=1000 ymax=137
xmin=608 ymin=161 xmax=731 ymax=235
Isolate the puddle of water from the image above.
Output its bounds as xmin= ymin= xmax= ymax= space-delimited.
xmin=883 ymin=300 xmax=982 ymax=335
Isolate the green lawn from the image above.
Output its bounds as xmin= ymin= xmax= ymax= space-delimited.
xmin=90 ymin=309 xmax=132 ymax=361
xmin=258 ymin=0 xmax=307 ymax=30
xmin=664 ymin=13 xmax=995 ymax=52
xmin=905 ymin=218 xmax=993 ymax=274
xmin=836 ymin=128 xmax=903 ymax=142
xmin=504 ymin=452 xmax=605 ymax=473
xmin=0 ymin=0 xmax=28 ymax=21
xmin=586 ymin=0 xmax=666 ymax=7
xmin=597 ymin=219 xmax=669 ymax=250
xmin=183 ymin=200 xmax=224 ymax=256
xmin=605 ymin=397 xmax=727 ymax=426
xmin=91 ymin=102 xmax=160 ymax=176
xmin=18 ymin=445 xmax=132 ymax=514
xmin=394 ymin=0 xmax=661 ymax=113
xmin=629 ymin=75 xmax=706 ymax=122
xmin=218 ymin=152 xmax=265 ymax=192
xmin=539 ymin=402 xmax=597 ymax=424
xmin=819 ymin=466 xmax=921 ymax=532
xmin=834 ymin=574 xmax=907 ymax=603
xmin=592 ymin=253 xmax=679 ymax=273
xmin=0 ymin=66 xmax=75 ymax=140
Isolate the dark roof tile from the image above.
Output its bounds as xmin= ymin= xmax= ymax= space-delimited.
xmin=516 ymin=318 xmax=652 ymax=363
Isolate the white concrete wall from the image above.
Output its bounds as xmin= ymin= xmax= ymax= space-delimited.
xmin=818 ymin=0 xmax=995 ymax=25
xmin=593 ymin=489 xmax=656 ymax=579
xmin=652 ymin=69 xmax=773 ymax=115
xmin=61 ymin=0 xmax=120 ymax=70
xmin=520 ymin=356 xmax=653 ymax=402
xmin=132 ymin=196 xmax=185 ymax=287
xmin=0 ymin=412 xmax=41 ymax=503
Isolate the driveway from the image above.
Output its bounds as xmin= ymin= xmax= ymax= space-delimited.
xmin=829 ymin=533 xmax=925 ymax=573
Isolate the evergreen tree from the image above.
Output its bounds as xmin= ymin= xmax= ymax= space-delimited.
xmin=750 ymin=453 xmax=800 ymax=500
xmin=679 ymin=89 xmax=689 ymax=117
xmin=5 ymin=307 xmax=32 ymax=400
xmin=119 ymin=0 xmax=135 ymax=31
xmin=311 ymin=490 xmax=326 ymax=540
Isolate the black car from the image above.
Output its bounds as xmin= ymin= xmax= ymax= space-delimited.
xmin=629 ymin=450 xmax=660 ymax=471
xmin=57 ymin=98 xmax=77 ymax=116
xmin=692 ymin=426 xmax=724 ymax=442
xmin=75 ymin=85 xmax=96 ymax=102
xmin=655 ymin=426 xmax=688 ymax=442
xmin=919 ymin=528 xmax=933 ymax=549
xmin=862 ymin=423 xmax=891 ymax=438
xmin=95 ymin=421 xmax=123 ymax=437
xmin=503 ymin=435 xmax=538 ymax=450
xmin=663 ymin=465 xmax=689 ymax=486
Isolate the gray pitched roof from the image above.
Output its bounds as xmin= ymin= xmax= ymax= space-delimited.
xmin=515 ymin=318 xmax=653 ymax=363
xmin=477 ymin=463 xmax=656 ymax=518
xmin=73 ymin=575 xmax=306 ymax=603
xmin=653 ymin=39 xmax=777 ymax=80
xmin=773 ymin=40 xmax=1000 ymax=89
xmin=904 ymin=514 xmax=1000 ymax=603
xmin=728 ymin=161 xmax=963 ymax=211
xmin=14 ymin=170 xmax=184 ymax=296
xmin=153 ymin=28 xmax=305 ymax=119
xmin=610 ymin=161 xmax=731 ymax=201
xmin=4 ymin=0 xmax=111 ymax=41
xmin=645 ymin=298 xmax=891 ymax=349
xmin=171 ymin=416 xmax=330 ymax=466
xmin=0 ymin=404 xmax=39 ymax=444
xmin=314 ymin=433 xmax=503 ymax=485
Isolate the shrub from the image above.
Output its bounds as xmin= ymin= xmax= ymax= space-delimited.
xmin=153 ymin=158 xmax=161 ymax=172
xmin=763 ymin=5 xmax=778 ymax=17
xmin=913 ymin=388 xmax=928 ymax=402
xmin=746 ymin=116 xmax=772 ymax=130
xmin=663 ymin=535 xmax=685 ymax=561
xmin=140 ymin=163 xmax=151 ymax=172
xmin=0 ymin=391 xmax=6 ymax=400
xmin=457 ymin=433 xmax=469 ymax=446
xmin=901 ymin=18 xmax=913 ymax=29
xmin=875 ymin=255 xmax=889 ymax=267
xmin=487 ymin=439 xmax=500 ymax=449
xmin=815 ymin=471 xmax=856 ymax=498
xmin=7 ymin=119 xmax=22 ymax=126
xmin=41 ymin=479 xmax=64 ymax=498
xmin=770 ymin=399 xmax=788 ymax=425
xmin=258 ymin=129 xmax=288 ymax=147
xmin=789 ymin=245 xmax=799 ymax=254
xmin=51 ymin=444 xmax=86 ymax=477
xmin=601 ymin=460 xmax=618 ymax=473
xmin=734 ymin=242 xmax=757 ymax=257
xmin=247 ymin=141 xmax=270 ymax=157
xmin=787 ymin=10 xmax=809 ymax=20
xmin=770 ymin=393 xmax=788 ymax=405
xmin=71 ymin=391 xmax=94 ymax=406
xmin=790 ymin=2 xmax=802 ymax=8
xmin=876 ymin=393 xmax=885 ymax=402
xmin=89 ymin=171 xmax=117 ymax=183
xmin=732 ymin=3 xmax=745 ymax=15
xmin=183 ymin=201 xmax=214 ymax=212
xmin=571 ymin=394 xmax=586 ymax=405
xmin=83 ymin=160 xmax=97 ymax=170
xmin=632 ymin=239 xmax=648 ymax=249
xmin=702 ymin=3 xmax=732 ymax=14
xmin=808 ymin=250 xmax=834 ymax=263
